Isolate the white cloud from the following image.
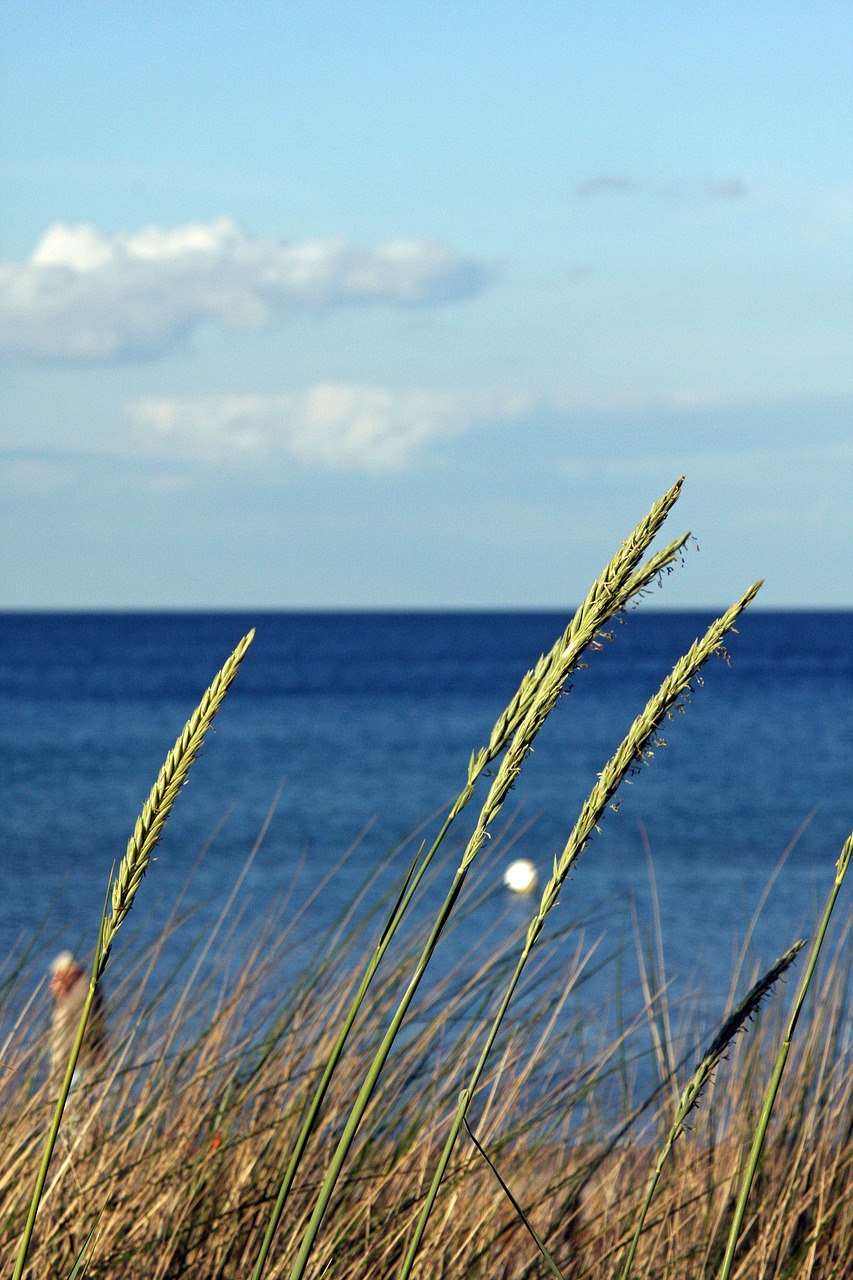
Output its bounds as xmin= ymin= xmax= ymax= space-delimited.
xmin=0 ymin=218 xmax=494 ymax=362
xmin=128 ymin=385 xmax=529 ymax=473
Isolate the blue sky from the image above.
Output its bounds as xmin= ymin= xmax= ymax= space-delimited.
xmin=1 ymin=2 xmax=850 ymax=607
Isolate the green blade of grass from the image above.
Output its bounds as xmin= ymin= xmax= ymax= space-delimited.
xmin=11 ymin=631 xmax=253 ymax=1280
xmin=65 ymin=1203 xmax=106 ymax=1279
xmin=397 ymin=584 xmax=762 ymax=1280
xmin=618 ymin=940 xmax=806 ymax=1280
xmin=716 ymin=828 xmax=853 ymax=1280
xmin=277 ymin=484 xmax=690 ymax=1280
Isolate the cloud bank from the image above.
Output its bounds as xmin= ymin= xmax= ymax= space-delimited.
xmin=128 ymin=385 xmax=529 ymax=472
xmin=576 ymin=174 xmax=748 ymax=200
xmin=0 ymin=218 xmax=494 ymax=362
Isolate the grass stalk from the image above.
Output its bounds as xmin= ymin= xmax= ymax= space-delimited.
xmin=716 ymin=827 xmax=853 ymax=1280
xmin=396 ymin=583 xmax=762 ymax=1280
xmin=463 ymin=1116 xmax=568 ymax=1280
xmin=11 ymin=630 xmax=253 ymax=1280
xmin=253 ymin=482 xmax=689 ymax=1279
xmin=618 ymin=940 xmax=806 ymax=1280
xmin=100 ymin=630 xmax=255 ymax=972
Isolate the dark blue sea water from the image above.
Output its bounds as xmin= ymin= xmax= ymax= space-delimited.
xmin=1 ymin=610 xmax=851 ymax=1030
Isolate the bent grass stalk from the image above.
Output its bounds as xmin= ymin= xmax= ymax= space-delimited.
xmin=618 ymin=940 xmax=806 ymax=1280
xmin=716 ymin=826 xmax=853 ymax=1280
xmin=463 ymin=1115 xmax=568 ymax=1280
xmin=397 ymin=583 xmax=762 ymax=1280
xmin=11 ymin=630 xmax=254 ymax=1280
xmin=254 ymin=481 xmax=689 ymax=1280
xmin=471 ymin=941 xmax=808 ymax=1280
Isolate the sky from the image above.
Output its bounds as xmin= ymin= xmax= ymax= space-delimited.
xmin=1 ymin=2 xmax=850 ymax=608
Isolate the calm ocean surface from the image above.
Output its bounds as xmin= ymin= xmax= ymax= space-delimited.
xmin=1 ymin=610 xmax=851 ymax=1027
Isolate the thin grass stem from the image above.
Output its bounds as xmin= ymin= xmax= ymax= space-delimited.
xmin=618 ymin=941 xmax=805 ymax=1280
xmin=716 ymin=828 xmax=853 ymax=1280
xmin=11 ymin=631 xmax=253 ymax=1280
xmin=396 ymin=584 xmax=761 ymax=1280
xmin=279 ymin=484 xmax=690 ymax=1280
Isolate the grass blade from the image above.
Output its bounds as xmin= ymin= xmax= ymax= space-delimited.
xmin=716 ymin=828 xmax=853 ymax=1280
xmin=11 ymin=631 xmax=253 ymax=1280
xmin=397 ymin=584 xmax=762 ymax=1280
xmin=464 ymin=1116 xmax=568 ymax=1279
xmin=278 ymin=483 xmax=690 ymax=1280
xmin=618 ymin=940 xmax=806 ymax=1280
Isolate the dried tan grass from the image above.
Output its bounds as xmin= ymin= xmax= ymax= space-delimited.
xmin=2 ymin=875 xmax=852 ymax=1280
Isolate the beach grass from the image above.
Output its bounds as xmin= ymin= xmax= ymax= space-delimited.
xmin=2 ymin=866 xmax=853 ymax=1279
xmin=2 ymin=479 xmax=851 ymax=1279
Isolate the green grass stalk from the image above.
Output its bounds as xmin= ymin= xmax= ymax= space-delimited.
xmin=280 ymin=486 xmax=691 ymax=1280
xmin=463 ymin=1116 xmax=568 ymax=1280
xmin=396 ymin=583 xmax=762 ymax=1280
xmin=254 ymin=482 xmax=689 ymax=1279
xmin=100 ymin=630 xmax=255 ymax=971
xmin=11 ymin=630 xmax=253 ymax=1280
xmin=716 ymin=827 xmax=853 ymax=1280
xmin=618 ymin=940 xmax=806 ymax=1280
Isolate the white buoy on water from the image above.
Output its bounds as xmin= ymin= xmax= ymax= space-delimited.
xmin=503 ymin=859 xmax=538 ymax=894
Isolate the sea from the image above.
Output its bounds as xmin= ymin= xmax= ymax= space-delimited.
xmin=1 ymin=609 xmax=851 ymax=1041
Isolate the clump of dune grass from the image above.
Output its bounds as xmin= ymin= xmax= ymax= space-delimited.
xmin=3 ymin=864 xmax=853 ymax=1279
xmin=3 ymin=477 xmax=851 ymax=1279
